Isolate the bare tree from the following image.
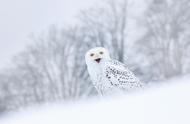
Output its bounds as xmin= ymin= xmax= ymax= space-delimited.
xmin=137 ymin=0 xmax=190 ymax=80
xmin=78 ymin=0 xmax=129 ymax=62
xmin=19 ymin=26 xmax=96 ymax=100
xmin=0 ymin=25 xmax=97 ymax=112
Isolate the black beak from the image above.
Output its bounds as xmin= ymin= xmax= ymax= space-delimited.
xmin=95 ymin=58 xmax=101 ymax=63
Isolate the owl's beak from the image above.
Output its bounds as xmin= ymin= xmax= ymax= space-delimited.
xmin=95 ymin=58 xmax=101 ymax=63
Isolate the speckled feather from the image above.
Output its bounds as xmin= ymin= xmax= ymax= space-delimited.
xmin=94 ymin=59 xmax=143 ymax=95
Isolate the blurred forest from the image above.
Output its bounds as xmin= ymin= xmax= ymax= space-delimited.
xmin=0 ymin=0 xmax=190 ymax=113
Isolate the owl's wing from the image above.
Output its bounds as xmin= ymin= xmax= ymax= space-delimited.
xmin=104 ymin=59 xmax=143 ymax=90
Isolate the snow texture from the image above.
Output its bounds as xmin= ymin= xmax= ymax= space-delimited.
xmin=0 ymin=76 xmax=190 ymax=124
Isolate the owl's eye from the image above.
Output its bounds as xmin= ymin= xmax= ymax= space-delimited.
xmin=90 ymin=53 xmax=94 ymax=57
xmin=99 ymin=51 xmax=104 ymax=54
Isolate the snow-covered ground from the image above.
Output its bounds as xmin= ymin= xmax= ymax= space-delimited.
xmin=1 ymin=76 xmax=190 ymax=124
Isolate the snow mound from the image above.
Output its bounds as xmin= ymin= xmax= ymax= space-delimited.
xmin=1 ymin=76 xmax=190 ymax=124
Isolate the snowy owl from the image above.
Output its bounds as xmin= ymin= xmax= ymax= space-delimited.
xmin=85 ymin=47 xmax=144 ymax=96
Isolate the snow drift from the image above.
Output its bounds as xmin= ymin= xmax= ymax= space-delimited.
xmin=1 ymin=76 xmax=190 ymax=124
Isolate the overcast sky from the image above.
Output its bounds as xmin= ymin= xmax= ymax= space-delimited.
xmin=0 ymin=0 xmax=146 ymax=69
xmin=0 ymin=0 xmax=97 ymax=69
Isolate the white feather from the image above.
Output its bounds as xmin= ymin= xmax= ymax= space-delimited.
xmin=85 ymin=47 xmax=144 ymax=96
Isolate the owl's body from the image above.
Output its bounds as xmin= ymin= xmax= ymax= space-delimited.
xmin=85 ymin=47 xmax=144 ymax=96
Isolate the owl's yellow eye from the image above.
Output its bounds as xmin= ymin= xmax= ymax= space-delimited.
xmin=99 ymin=51 xmax=104 ymax=54
xmin=90 ymin=53 xmax=94 ymax=57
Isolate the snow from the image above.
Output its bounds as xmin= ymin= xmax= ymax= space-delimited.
xmin=1 ymin=76 xmax=190 ymax=124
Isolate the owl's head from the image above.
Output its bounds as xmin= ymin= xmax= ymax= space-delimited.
xmin=85 ymin=47 xmax=111 ymax=65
